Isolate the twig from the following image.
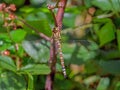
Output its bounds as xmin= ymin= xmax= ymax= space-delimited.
xmin=47 ymin=4 xmax=57 ymax=26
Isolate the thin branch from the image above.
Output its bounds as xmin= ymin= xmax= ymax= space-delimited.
xmin=45 ymin=39 xmax=56 ymax=90
xmin=39 ymin=33 xmax=51 ymax=42
xmin=47 ymin=4 xmax=57 ymax=27
xmin=16 ymin=17 xmax=51 ymax=41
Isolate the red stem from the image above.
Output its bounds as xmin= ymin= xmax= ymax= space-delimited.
xmin=45 ymin=39 xmax=56 ymax=90
xmin=45 ymin=0 xmax=67 ymax=90
xmin=56 ymin=0 xmax=67 ymax=29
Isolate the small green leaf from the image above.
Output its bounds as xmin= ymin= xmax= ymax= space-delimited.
xmin=10 ymin=29 xmax=27 ymax=43
xmin=0 ymin=56 xmax=16 ymax=72
xmin=117 ymin=30 xmax=120 ymax=50
xmin=98 ymin=22 xmax=115 ymax=46
xmin=97 ymin=78 xmax=110 ymax=90
xmin=20 ymin=64 xmax=50 ymax=75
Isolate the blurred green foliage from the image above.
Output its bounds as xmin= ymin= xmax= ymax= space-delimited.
xmin=0 ymin=0 xmax=120 ymax=90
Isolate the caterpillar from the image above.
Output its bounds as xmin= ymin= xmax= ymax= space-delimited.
xmin=53 ymin=27 xmax=67 ymax=78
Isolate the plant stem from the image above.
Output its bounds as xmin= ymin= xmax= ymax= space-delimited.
xmin=45 ymin=39 xmax=56 ymax=90
xmin=45 ymin=0 xmax=67 ymax=90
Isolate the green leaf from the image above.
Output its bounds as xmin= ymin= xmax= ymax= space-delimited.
xmin=10 ymin=29 xmax=27 ymax=43
xmin=20 ymin=64 xmax=50 ymax=75
xmin=0 ymin=56 xmax=16 ymax=72
xmin=99 ymin=60 xmax=120 ymax=74
xmin=97 ymin=78 xmax=110 ymax=90
xmin=117 ymin=30 xmax=120 ymax=50
xmin=92 ymin=0 xmax=112 ymax=11
xmin=0 ymin=71 xmax=26 ymax=90
xmin=23 ymin=20 xmax=52 ymax=37
xmin=98 ymin=22 xmax=115 ymax=46
xmin=22 ymin=34 xmax=49 ymax=63
xmin=27 ymin=73 xmax=34 ymax=90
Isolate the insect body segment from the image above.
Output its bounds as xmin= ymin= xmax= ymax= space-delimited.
xmin=53 ymin=27 xmax=67 ymax=78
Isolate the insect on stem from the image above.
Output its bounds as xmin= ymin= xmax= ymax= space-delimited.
xmin=53 ymin=27 xmax=67 ymax=78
